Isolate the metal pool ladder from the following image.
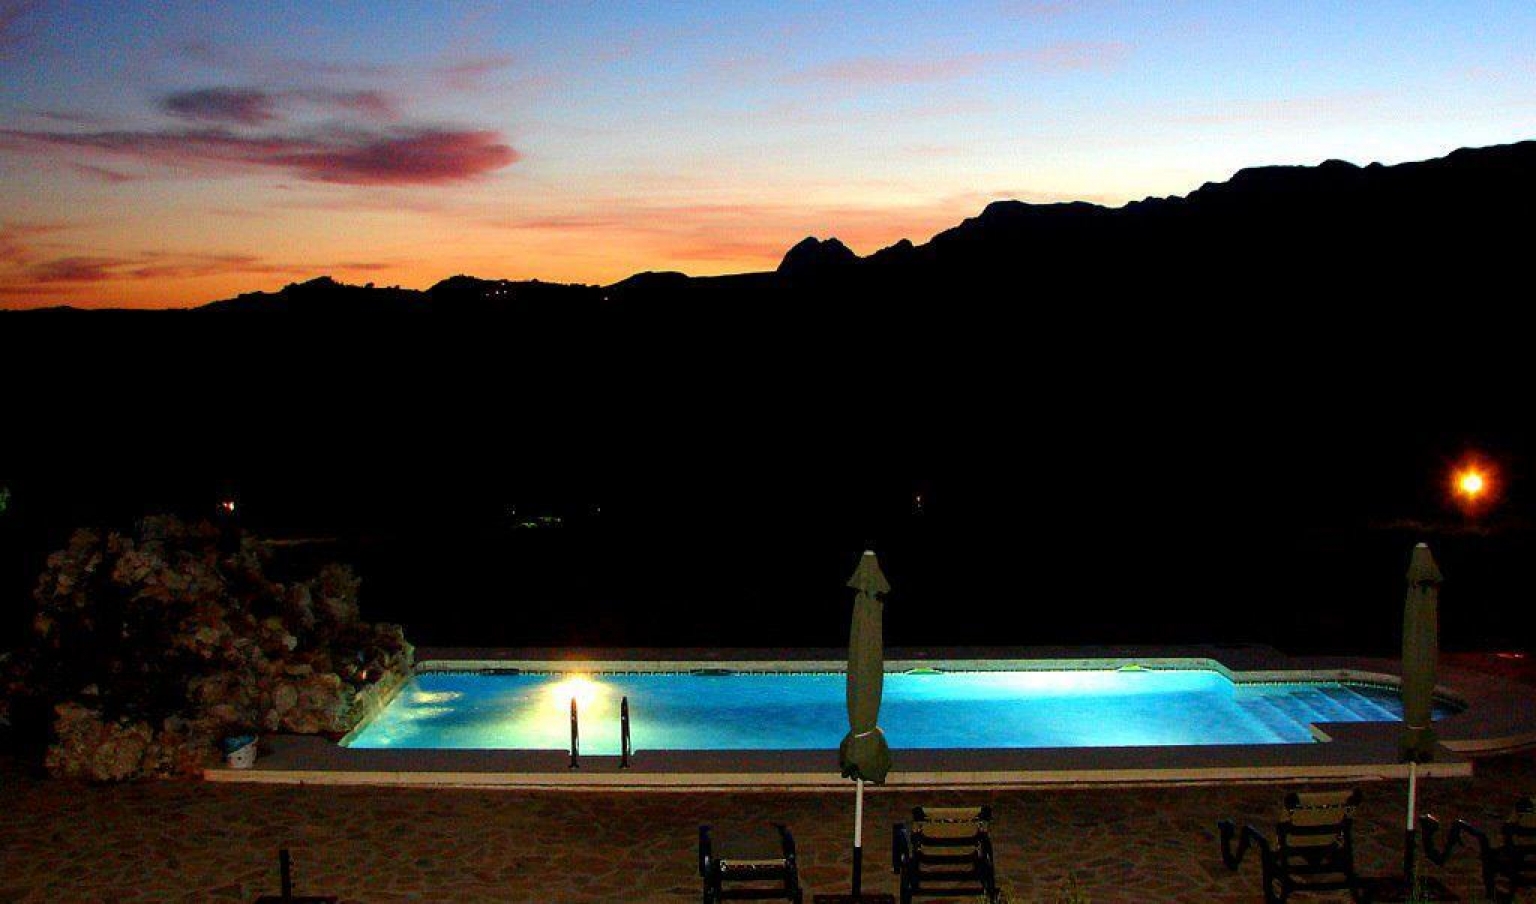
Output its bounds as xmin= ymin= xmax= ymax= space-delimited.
xmin=567 ymin=695 xmax=634 ymax=769
xmin=621 ymin=696 xmax=632 ymax=768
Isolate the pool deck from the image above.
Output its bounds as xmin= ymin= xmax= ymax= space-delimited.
xmin=14 ymin=750 xmax=1536 ymax=902
xmin=206 ymin=646 xmax=1536 ymax=790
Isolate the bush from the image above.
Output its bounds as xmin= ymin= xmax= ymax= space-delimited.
xmin=0 ymin=515 xmax=412 ymax=780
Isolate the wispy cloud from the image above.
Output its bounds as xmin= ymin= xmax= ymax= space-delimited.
xmin=19 ymin=250 xmax=314 ymax=284
xmin=1028 ymin=41 xmax=1130 ymax=72
xmin=2 ymin=126 xmax=518 ymax=185
xmin=0 ymin=221 xmax=69 ymax=268
xmin=0 ymin=228 xmax=30 ymax=267
xmin=4 ymin=60 xmax=514 ymax=188
xmin=162 ymin=87 xmax=278 ymax=125
xmin=434 ymin=54 xmax=516 ymax=91
xmin=26 ymin=108 xmax=112 ymax=126
xmin=1175 ymin=92 xmax=1390 ymax=126
xmin=160 ymin=86 xmax=399 ymax=125
xmin=491 ymin=192 xmax=1075 ymax=270
xmin=171 ymin=41 xmax=518 ymax=94
xmin=797 ymin=53 xmax=996 ymax=86
xmin=997 ymin=0 xmax=1104 ymax=20
xmin=0 ymin=0 xmax=39 ymax=55
xmin=0 ymin=245 xmax=398 ymax=306
xmin=69 ymin=162 xmax=142 ymax=183
xmin=795 ymin=41 xmax=1129 ymax=86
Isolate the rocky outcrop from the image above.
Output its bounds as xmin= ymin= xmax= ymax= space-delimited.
xmin=45 ymin=701 xmax=208 ymax=782
xmin=2 ymin=516 xmax=412 ymax=781
xmin=777 ymin=236 xmax=857 ymax=277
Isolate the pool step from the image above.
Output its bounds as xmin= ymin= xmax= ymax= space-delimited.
xmin=1235 ymin=687 xmax=1374 ymax=736
xmin=1291 ymin=688 xmax=1360 ymax=723
xmin=1248 ymin=691 xmax=1328 ymax=729
xmin=1328 ymin=685 xmax=1402 ymax=721
xmin=1236 ymin=695 xmax=1313 ymax=742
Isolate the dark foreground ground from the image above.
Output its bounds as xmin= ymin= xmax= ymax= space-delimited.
xmin=0 ymin=751 xmax=1530 ymax=903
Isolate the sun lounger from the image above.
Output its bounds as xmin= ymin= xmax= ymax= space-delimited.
xmin=1219 ymin=789 xmax=1365 ymax=903
xmin=891 ymin=805 xmax=999 ymax=904
xmin=699 ymin=823 xmax=804 ymax=903
xmin=1422 ymin=796 xmax=1536 ymax=902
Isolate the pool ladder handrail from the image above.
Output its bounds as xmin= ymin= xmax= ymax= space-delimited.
xmin=621 ymin=696 xmax=632 ymax=769
xmin=569 ymin=695 xmax=633 ymax=769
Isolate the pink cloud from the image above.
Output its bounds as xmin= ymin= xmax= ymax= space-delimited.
xmin=28 ymin=256 xmax=126 ymax=283
xmin=2 ymin=126 xmax=518 ymax=185
xmin=272 ymin=130 xmax=518 ymax=185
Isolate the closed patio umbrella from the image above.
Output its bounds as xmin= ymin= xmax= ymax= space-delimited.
xmin=840 ymin=549 xmax=892 ymax=898
xmin=1399 ymin=542 xmax=1442 ymax=889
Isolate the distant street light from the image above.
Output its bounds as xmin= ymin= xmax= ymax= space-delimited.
xmin=1451 ymin=461 xmax=1495 ymax=517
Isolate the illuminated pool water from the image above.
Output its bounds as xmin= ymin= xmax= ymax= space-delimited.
xmin=343 ymin=669 xmax=1451 ymax=752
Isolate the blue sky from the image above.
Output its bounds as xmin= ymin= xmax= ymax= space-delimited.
xmin=1 ymin=0 xmax=1533 ymax=306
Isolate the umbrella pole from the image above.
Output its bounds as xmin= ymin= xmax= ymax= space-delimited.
xmin=852 ymin=777 xmax=864 ymax=897
xmin=1404 ymin=760 xmax=1418 ymax=886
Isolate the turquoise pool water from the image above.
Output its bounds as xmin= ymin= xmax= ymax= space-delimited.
xmin=344 ymin=669 xmax=1450 ymax=752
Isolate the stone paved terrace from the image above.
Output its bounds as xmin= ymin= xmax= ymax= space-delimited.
xmin=2 ymin=750 xmax=1535 ymax=903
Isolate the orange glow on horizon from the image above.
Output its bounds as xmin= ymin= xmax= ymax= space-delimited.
xmin=0 ymin=192 xmax=1043 ymax=309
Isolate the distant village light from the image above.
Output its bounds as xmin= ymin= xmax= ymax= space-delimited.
xmin=219 ymin=499 xmax=237 ymax=514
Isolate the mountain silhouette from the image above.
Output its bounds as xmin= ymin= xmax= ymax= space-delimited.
xmin=6 ymin=138 xmax=1525 ymax=320
xmin=6 ymin=138 xmax=1535 ymax=477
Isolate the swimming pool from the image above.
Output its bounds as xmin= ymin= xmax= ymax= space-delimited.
xmin=343 ymin=668 xmax=1453 ymax=753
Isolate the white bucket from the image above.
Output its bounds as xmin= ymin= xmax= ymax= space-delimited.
xmin=225 ymin=742 xmax=257 ymax=769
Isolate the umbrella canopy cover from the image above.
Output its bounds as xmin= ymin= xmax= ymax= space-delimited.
xmin=1400 ymin=543 xmax=1442 ymax=763
xmin=839 ymin=550 xmax=893 ymax=784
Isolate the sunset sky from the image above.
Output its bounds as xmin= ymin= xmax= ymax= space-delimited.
xmin=2 ymin=1 xmax=1533 ymax=308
